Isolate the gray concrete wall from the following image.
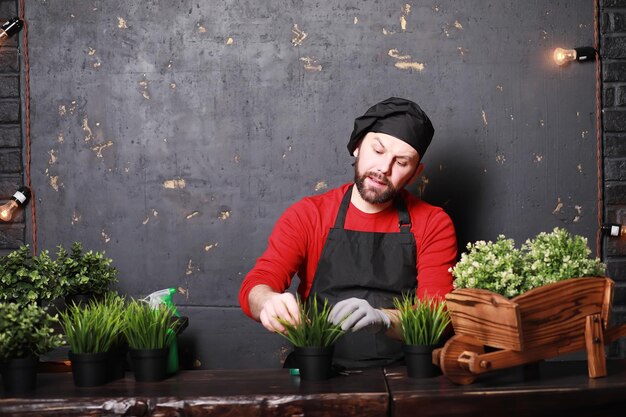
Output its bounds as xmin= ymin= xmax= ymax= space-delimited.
xmin=20 ymin=1 xmax=599 ymax=368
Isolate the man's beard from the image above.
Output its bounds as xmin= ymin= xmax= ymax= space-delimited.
xmin=354 ymin=157 xmax=399 ymax=204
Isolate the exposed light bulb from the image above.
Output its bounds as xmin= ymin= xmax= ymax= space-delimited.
xmin=602 ymin=223 xmax=625 ymax=238
xmin=0 ymin=186 xmax=31 ymax=222
xmin=553 ymin=48 xmax=576 ymax=66
xmin=0 ymin=17 xmax=24 ymax=46
xmin=553 ymin=47 xmax=596 ymax=66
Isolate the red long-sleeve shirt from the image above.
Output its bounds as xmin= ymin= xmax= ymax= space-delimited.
xmin=239 ymin=183 xmax=457 ymax=318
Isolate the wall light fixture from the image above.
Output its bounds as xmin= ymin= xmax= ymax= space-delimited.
xmin=0 ymin=17 xmax=23 ymax=46
xmin=0 ymin=186 xmax=31 ymax=222
xmin=553 ymin=47 xmax=596 ymax=66
xmin=602 ymin=223 xmax=625 ymax=238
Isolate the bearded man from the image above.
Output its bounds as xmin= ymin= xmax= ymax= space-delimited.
xmin=239 ymin=97 xmax=457 ymax=368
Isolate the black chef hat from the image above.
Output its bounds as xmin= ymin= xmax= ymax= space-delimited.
xmin=347 ymin=97 xmax=434 ymax=159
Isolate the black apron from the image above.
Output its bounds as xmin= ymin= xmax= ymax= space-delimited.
xmin=308 ymin=184 xmax=418 ymax=368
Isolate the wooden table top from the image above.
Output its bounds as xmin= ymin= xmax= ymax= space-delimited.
xmin=0 ymin=367 xmax=389 ymax=417
xmin=385 ymin=360 xmax=626 ymax=417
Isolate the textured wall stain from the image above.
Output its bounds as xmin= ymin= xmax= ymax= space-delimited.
xmin=292 ymin=24 xmax=307 ymax=46
xmin=552 ymin=198 xmax=563 ymax=214
xmin=581 ymin=130 xmax=588 ymax=138
xmin=219 ymin=210 xmax=231 ymax=220
xmin=197 ymin=23 xmax=207 ymax=33
xmin=205 ymin=242 xmax=219 ymax=251
xmin=170 ymin=82 xmax=176 ymax=89
xmin=577 ymin=163 xmax=583 ymax=173
xmin=454 ymin=20 xmax=464 ymax=30
xmin=117 ymin=17 xmax=127 ymax=29
xmin=88 ymin=47 xmax=96 ymax=56
xmin=400 ymin=4 xmax=411 ymax=31
xmin=573 ymin=205 xmax=582 ymax=222
xmin=226 ymin=37 xmax=234 ymax=45
xmin=48 ymin=149 xmax=57 ymax=165
xmin=58 ymin=105 xmax=67 ymax=116
xmin=233 ymin=154 xmax=241 ymax=163
xmin=533 ymin=153 xmax=543 ymax=163
xmin=82 ymin=117 xmax=95 ymax=141
xmin=388 ymin=49 xmax=425 ymax=71
xmin=539 ymin=119 xmax=545 ymax=127
xmin=300 ymin=56 xmax=322 ymax=71
xmin=497 ymin=85 xmax=504 ymax=91
xmin=185 ymin=259 xmax=199 ymax=275
xmin=418 ymin=175 xmax=429 ymax=196
xmin=71 ymin=211 xmax=81 ymax=225
xmin=49 ymin=175 xmax=60 ymax=191
xmin=57 ymin=133 xmax=65 ymax=143
xmin=139 ymin=76 xmax=151 ymax=100
xmin=495 ymin=154 xmax=506 ymax=164
xmin=314 ymin=181 xmax=327 ymax=192
xmin=142 ymin=216 xmax=150 ymax=225
xmin=382 ymin=28 xmax=396 ymax=35
xmin=101 ymin=229 xmax=111 ymax=243
xmin=92 ymin=140 xmax=113 ymax=158
xmin=178 ymin=287 xmax=188 ymax=297
xmin=457 ymin=46 xmax=469 ymax=56
xmin=354 ymin=16 xmax=358 ymax=24
xmin=481 ymin=110 xmax=488 ymax=125
xmin=186 ymin=211 xmax=199 ymax=219
xmin=163 ymin=178 xmax=186 ymax=189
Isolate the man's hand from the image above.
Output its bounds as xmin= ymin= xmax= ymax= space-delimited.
xmin=249 ymin=285 xmax=301 ymax=333
xmin=328 ymin=297 xmax=391 ymax=333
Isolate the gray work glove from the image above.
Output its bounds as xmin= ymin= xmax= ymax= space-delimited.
xmin=328 ymin=297 xmax=391 ymax=333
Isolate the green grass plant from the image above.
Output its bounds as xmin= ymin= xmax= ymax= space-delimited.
xmin=123 ymin=299 xmax=178 ymax=350
xmin=60 ymin=292 xmax=126 ymax=354
xmin=393 ymin=293 xmax=450 ymax=346
xmin=277 ymin=296 xmax=345 ymax=347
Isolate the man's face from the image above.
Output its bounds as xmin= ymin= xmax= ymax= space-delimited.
xmin=353 ymin=132 xmax=422 ymax=204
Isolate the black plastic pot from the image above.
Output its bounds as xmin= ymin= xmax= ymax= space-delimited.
xmin=295 ymin=345 xmax=334 ymax=381
xmin=402 ymin=344 xmax=439 ymax=378
xmin=64 ymin=293 xmax=96 ymax=307
xmin=129 ymin=348 xmax=169 ymax=382
xmin=107 ymin=344 xmax=128 ymax=382
xmin=69 ymin=351 xmax=109 ymax=387
xmin=0 ymin=355 xmax=39 ymax=394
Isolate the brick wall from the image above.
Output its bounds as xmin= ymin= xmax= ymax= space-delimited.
xmin=0 ymin=0 xmax=22 ymax=257
xmin=603 ymin=0 xmax=626 ymax=357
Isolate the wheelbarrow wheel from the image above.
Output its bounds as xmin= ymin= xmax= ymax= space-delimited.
xmin=439 ymin=334 xmax=484 ymax=385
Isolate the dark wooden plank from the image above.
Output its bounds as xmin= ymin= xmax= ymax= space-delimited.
xmin=0 ymin=368 xmax=389 ymax=417
xmin=386 ymin=360 xmax=626 ymax=417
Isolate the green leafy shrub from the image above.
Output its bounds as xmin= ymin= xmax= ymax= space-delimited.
xmin=277 ymin=296 xmax=345 ymax=347
xmin=521 ymin=228 xmax=606 ymax=292
xmin=60 ymin=292 xmax=126 ymax=354
xmin=0 ymin=302 xmax=64 ymax=361
xmin=57 ymin=242 xmax=118 ymax=297
xmin=393 ymin=293 xmax=450 ymax=346
xmin=451 ymin=227 xmax=606 ymax=298
xmin=0 ymin=245 xmax=61 ymax=304
xmin=123 ymin=299 xmax=178 ymax=350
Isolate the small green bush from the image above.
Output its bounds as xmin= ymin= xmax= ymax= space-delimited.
xmin=0 ymin=245 xmax=61 ymax=304
xmin=451 ymin=227 xmax=606 ymax=298
xmin=0 ymin=302 xmax=64 ymax=361
xmin=57 ymin=242 xmax=118 ymax=297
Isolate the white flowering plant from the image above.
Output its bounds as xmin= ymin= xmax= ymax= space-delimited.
xmin=451 ymin=228 xmax=605 ymax=298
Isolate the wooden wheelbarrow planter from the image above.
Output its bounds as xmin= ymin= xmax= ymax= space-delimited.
xmin=433 ymin=277 xmax=626 ymax=385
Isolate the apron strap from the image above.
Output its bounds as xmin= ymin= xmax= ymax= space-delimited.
xmin=334 ymin=184 xmax=412 ymax=233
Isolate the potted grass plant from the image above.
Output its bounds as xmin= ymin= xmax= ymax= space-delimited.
xmin=59 ymin=292 xmax=126 ymax=387
xmin=0 ymin=302 xmax=64 ymax=393
xmin=56 ymin=242 xmax=119 ymax=305
xmin=393 ymin=293 xmax=450 ymax=378
xmin=278 ymin=296 xmax=345 ymax=381
xmin=123 ymin=299 xmax=179 ymax=382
